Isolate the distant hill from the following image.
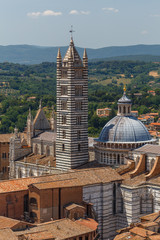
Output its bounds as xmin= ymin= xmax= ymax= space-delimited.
xmin=1 ymin=44 xmax=160 ymax=64
xmin=90 ymin=55 xmax=160 ymax=62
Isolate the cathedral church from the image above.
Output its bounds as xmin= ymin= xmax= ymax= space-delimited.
xmin=8 ymin=37 xmax=160 ymax=239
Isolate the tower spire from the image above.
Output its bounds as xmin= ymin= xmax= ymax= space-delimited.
xmin=69 ymin=25 xmax=75 ymax=41
xmin=57 ymin=48 xmax=62 ymax=59
xmin=83 ymin=48 xmax=88 ymax=59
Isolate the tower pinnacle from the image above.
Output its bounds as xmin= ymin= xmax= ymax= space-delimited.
xmin=69 ymin=25 xmax=75 ymax=40
xmin=57 ymin=48 xmax=62 ymax=59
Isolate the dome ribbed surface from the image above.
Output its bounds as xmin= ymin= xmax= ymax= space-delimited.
xmin=98 ymin=116 xmax=152 ymax=142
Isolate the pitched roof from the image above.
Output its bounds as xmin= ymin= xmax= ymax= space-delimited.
xmin=140 ymin=212 xmax=160 ymax=222
xmin=76 ymin=218 xmax=98 ymax=231
xmin=20 ymin=154 xmax=56 ymax=167
xmin=0 ymin=216 xmax=33 ymax=230
xmin=33 ymin=131 xmax=56 ymax=142
xmin=0 ymin=167 xmax=122 ymax=193
xmin=33 ymin=108 xmax=50 ymax=131
xmin=31 ymin=167 xmax=122 ymax=190
xmin=65 ymin=203 xmax=85 ymax=211
xmin=0 ymin=133 xmax=14 ymax=142
xmin=0 ymin=217 xmax=20 ymax=229
xmin=16 ymin=218 xmax=97 ymax=239
xmin=132 ymin=144 xmax=160 ymax=155
xmin=0 ymin=228 xmax=18 ymax=240
xmin=129 ymin=227 xmax=156 ymax=237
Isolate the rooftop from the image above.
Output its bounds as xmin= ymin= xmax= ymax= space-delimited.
xmin=0 ymin=167 xmax=122 ymax=193
xmin=31 ymin=167 xmax=122 ymax=190
xmin=140 ymin=212 xmax=160 ymax=223
xmin=0 ymin=133 xmax=14 ymax=142
xmin=0 ymin=228 xmax=18 ymax=240
xmin=33 ymin=131 xmax=56 ymax=142
xmin=132 ymin=144 xmax=160 ymax=155
xmin=20 ymin=153 xmax=56 ymax=167
xmin=0 ymin=216 xmax=33 ymax=230
xmin=16 ymin=218 xmax=97 ymax=240
xmin=129 ymin=227 xmax=156 ymax=237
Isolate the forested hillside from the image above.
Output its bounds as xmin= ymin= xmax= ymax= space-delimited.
xmin=0 ymin=60 xmax=160 ymax=135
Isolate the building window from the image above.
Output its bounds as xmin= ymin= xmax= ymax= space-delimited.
xmin=46 ymin=146 xmax=50 ymax=156
xmin=62 ymin=115 xmax=66 ymax=124
xmin=61 ymin=101 xmax=67 ymax=110
xmin=62 ymin=70 xmax=67 ymax=78
xmin=113 ymin=183 xmax=116 ymax=215
xmin=30 ymin=197 xmax=38 ymax=206
xmin=140 ymin=196 xmax=143 ymax=214
xmin=75 ymin=101 xmax=82 ymax=110
xmin=75 ymin=70 xmax=82 ymax=78
xmin=77 ymin=130 xmax=81 ymax=140
xmin=75 ymin=86 xmax=83 ymax=96
xmin=120 ymin=197 xmax=123 ymax=213
xmin=62 ymin=144 xmax=65 ymax=151
xmin=34 ymin=144 xmax=38 ymax=155
xmin=61 ymin=86 xmax=68 ymax=95
xmin=76 ymin=116 xmax=81 ymax=125
xmin=62 ymin=130 xmax=66 ymax=139
xmin=2 ymin=153 xmax=6 ymax=159
xmin=78 ymin=144 xmax=81 ymax=151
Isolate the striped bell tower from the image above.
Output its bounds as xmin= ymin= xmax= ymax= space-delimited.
xmin=56 ymin=38 xmax=88 ymax=170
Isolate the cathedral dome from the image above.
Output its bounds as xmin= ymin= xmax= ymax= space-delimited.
xmin=98 ymin=115 xmax=152 ymax=143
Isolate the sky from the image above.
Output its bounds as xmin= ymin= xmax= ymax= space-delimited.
xmin=0 ymin=0 xmax=160 ymax=48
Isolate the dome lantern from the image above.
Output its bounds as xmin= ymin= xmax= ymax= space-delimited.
xmin=117 ymin=85 xmax=132 ymax=116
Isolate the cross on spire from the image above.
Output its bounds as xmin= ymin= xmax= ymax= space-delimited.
xmin=69 ymin=25 xmax=75 ymax=39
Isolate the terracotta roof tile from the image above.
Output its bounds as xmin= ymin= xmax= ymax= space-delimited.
xmin=16 ymin=218 xmax=96 ymax=239
xmin=76 ymin=218 xmax=98 ymax=231
xmin=0 ymin=167 xmax=122 ymax=193
xmin=20 ymin=154 xmax=56 ymax=167
xmin=0 ymin=228 xmax=18 ymax=240
xmin=130 ymin=227 xmax=155 ymax=237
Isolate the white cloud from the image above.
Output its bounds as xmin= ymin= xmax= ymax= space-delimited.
xmin=69 ymin=10 xmax=90 ymax=15
xmin=69 ymin=10 xmax=79 ymax=15
xmin=27 ymin=12 xmax=41 ymax=17
xmin=150 ymin=14 xmax=160 ymax=17
xmin=27 ymin=10 xmax=62 ymax=18
xmin=141 ymin=30 xmax=148 ymax=35
xmin=42 ymin=10 xmax=62 ymax=16
xmin=80 ymin=11 xmax=90 ymax=15
xmin=102 ymin=7 xmax=119 ymax=13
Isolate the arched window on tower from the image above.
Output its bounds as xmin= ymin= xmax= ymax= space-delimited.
xmin=123 ymin=106 xmax=126 ymax=114
xmin=62 ymin=144 xmax=65 ymax=151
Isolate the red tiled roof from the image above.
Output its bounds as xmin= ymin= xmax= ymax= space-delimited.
xmin=76 ymin=218 xmax=98 ymax=231
xmin=0 ymin=167 xmax=122 ymax=193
